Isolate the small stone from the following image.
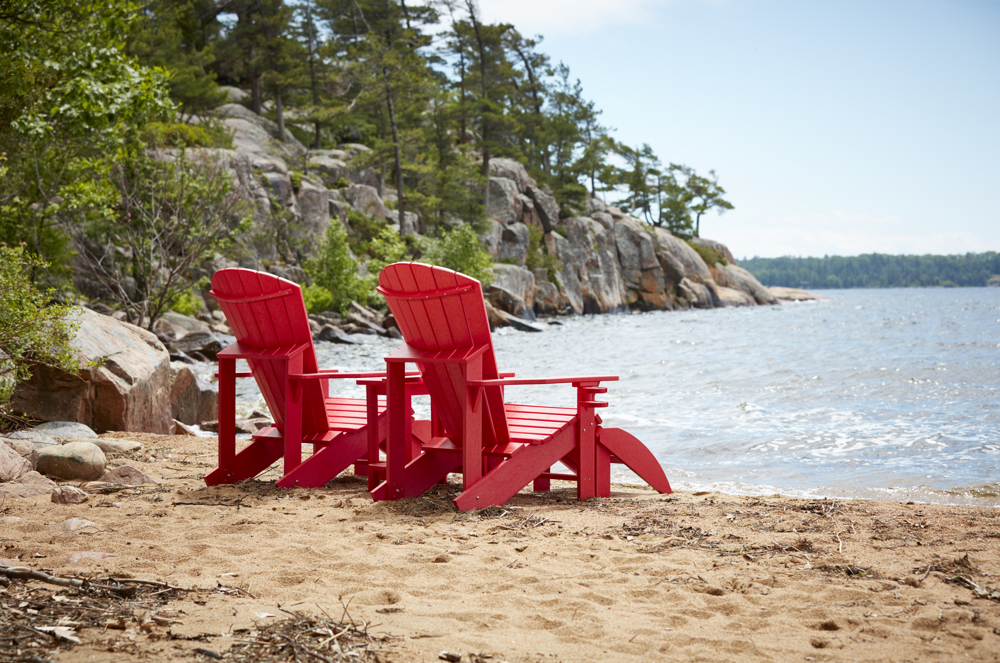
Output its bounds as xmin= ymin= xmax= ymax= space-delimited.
xmin=172 ymin=419 xmax=198 ymax=436
xmin=66 ymin=551 xmax=117 ymax=565
xmin=0 ymin=471 xmax=57 ymax=498
xmin=33 ymin=422 xmax=98 ymax=439
xmin=99 ymin=465 xmax=158 ymax=485
xmin=37 ymin=442 xmax=107 ymax=481
xmin=51 ymin=485 xmax=90 ymax=504
xmin=60 ymin=518 xmax=97 ymax=533
xmin=439 ymin=652 xmax=461 ymax=663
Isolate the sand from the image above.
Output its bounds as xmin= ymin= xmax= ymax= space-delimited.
xmin=2 ymin=432 xmax=999 ymax=662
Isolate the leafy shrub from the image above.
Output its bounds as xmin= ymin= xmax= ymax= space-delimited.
xmin=687 ymin=240 xmax=727 ymax=267
xmin=302 ymin=283 xmax=334 ymax=313
xmin=0 ymin=246 xmax=79 ymax=429
xmin=169 ymin=288 xmax=204 ymax=316
xmin=289 ymin=170 xmax=303 ymax=193
xmin=421 ymin=224 xmax=493 ymax=287
xmin=142 ymin=121 xmax=233 ymax=149
xmin=305 ymin=220 xmax=374 ymax=313
xmin=367 ymin=227 xmax=408 ymax=276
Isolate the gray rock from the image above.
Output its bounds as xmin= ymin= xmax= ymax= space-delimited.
xmin=651 ymin=229 xmax=714 ymax=284
xmin=487 ymin=177 xmax=522 ymax=224
xmin=497 ymin=222 xmax=530 ymax=266
xmin=51 ymin=485 xmax=89 ymax=505
xmin=60 ymin=518 xmax=96 ymax=533
xmin=550 ymin=217 xmax=628 ymax=314
xmin=385 ymin=209 xmax=420 ymax=235
xmin=725 ymin=265 xmax=777 ymax=305
xmin=492 ymin=308 xmax=544 ymax=333
xmin=690 ymin=237 xmax=737 ymax=266
xmin=308 ymin=154 xmax=350 ymax=185
xmin=167 ymin=331 xmax=223 ymax=359
xmin=488 ymin=158 xmax=536 ymax=193
xmin=491 ymin=264 xmax=536 ymax=310
xmin=343 ymin=184 xmax=389 ymax=220
xmin=614 ymin=216 xmax=667 ymax=311
xmin=37 ymin=442 xmax=107 ymax=481
xmin=172 ymin=420 xmax=198 ymax=436
xmin=12 ymin=309 xmax=172 ymax=434
xmin=6 ymin=430 xmax=59 ymax=448
xmin=296 ymin=177 xmax=331 ymax=240
xmin=100 ymin=465 xmax=158 ymax=485
xmin=0 ymin=442 xmax=31 ymax=482
xmin=34 ymin=422 xmax=98 ymax=439
xmin=677 ymin=278 xmax=713 ymax=309
xmin=1 ymin=438 xmax=38 ymax=469
xmin=317 ymin=325 xmax=361 ymax=345
xmin=708 ymin=282 xmax=755 ymax=307
xmin=0 ymin=471 xmax=57 ymax=499
xmin=533 ymin=282 xmax=561 ymax=316
xmin=214 ymin=103 xmax=305 ymax=150
xmin=171 ymin=367 xmax=219 ymax=425
xmin=87 ymin=438 xmax=144 ymax=454
xmin=526 ymin=185 xmax=560 ymax=234
xmin=487 ymin=284 xmax=534 ymax=321
xmin=218 ymin=86 xmax=248 ymax=103
xmin=478 ymin=219 xmax=504 ymax=262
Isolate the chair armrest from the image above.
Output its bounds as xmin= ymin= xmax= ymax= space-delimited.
xmin=467 ymin=375 xmax=618 ymax=387
xmin=288 ymin=370 xmax=413 ymax=381
xmin=385 ymin=343 xmax=489 ymax=365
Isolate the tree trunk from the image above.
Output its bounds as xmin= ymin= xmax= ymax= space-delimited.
xmin=275 ymin=90 xmax=285 ymax=139
xmin=466 ymin=0 xmax=490 ymax=215
xmin=386 ymin=89 xmax=405 ymax=235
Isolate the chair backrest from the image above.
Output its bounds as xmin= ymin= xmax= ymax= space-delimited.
xmin=378 ymin=262 xmax=509 ymax=446
xmin=210 ymin=268 xmax=328 ymax=435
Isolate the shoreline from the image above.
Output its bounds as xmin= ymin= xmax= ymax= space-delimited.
xmin=3 ymin=432 xmax=999 ymax=662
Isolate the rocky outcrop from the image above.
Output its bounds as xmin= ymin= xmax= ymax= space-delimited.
xmin=487 ymin=177 xmax=522 ymax=225
xmin=12 ymin=309 xmax=173 ymax=434
xmin=551 ymin=216 xmax=628 ymax=314
xmin=491 ymin=264 xmax=536 ymax=310
xmin=614 ymin=217 xmax=667 ymax=311
xmin=170 ymin=366 xmax=218 ymax=425
xmin=650 ymin=229 xmax=714 ymax=285
xmin=726 ymin=265 xmax=777 ymax=305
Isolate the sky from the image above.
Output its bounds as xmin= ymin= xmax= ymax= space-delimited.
xmin=472 ymin=0 xmax=1000 ymax=259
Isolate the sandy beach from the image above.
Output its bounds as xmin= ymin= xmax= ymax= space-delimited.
xmin=2 ymin=432 xmax=999 ymax=663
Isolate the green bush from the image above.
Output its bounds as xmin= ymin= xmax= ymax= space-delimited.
xmin=367 ymin=227 xmax=408 ymax=276
xmin=687 ymin=240 xmax=727 ymax=267
xmin=305 ymin=220 xmax=374 ymax=314
xmin=302 ymin=283 xmax=334 ymax=313
xmin=142 ymin=121 xmax=233 ymax=149
xmin=289 ymin=170 xmax=303 ymax=193
xmin=421 ymin=224 xmax=493 ymax=287
xmin=0 ymin=246 xmax=79 ymax=429
xmin=169 ymin=288 xmax=204 ymax=317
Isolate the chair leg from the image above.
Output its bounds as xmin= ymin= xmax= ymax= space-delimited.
xmin=205 ymin=437 xmax=283 ymax=485
xmin=276 ymin=430 xmax=367 ymax=488
xmin=370 ymin=451 xmax=462 ymax=501
xmin=453 ymin=429 xmax=575 ymax=511
xmin=533 ymin=471 xmax=551 ymax=492
xmin=598 ymin=427 xmax=672 ymax=494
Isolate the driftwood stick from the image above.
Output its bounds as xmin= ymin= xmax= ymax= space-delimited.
xmin=1 ymin=567 xmax=134 ymax=597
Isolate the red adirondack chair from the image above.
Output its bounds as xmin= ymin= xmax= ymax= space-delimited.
xmin=371 ymin=262 xmax=671 ymax=510
xmin=205 ymin=268 xmax=394 ymax=488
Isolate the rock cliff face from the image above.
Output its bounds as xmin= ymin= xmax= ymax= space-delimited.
xmin=189 ymin=98 xmax=774 ymax=318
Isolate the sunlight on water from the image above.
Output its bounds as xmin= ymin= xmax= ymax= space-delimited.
xmin=229 ymin=288 xmax=1000 ymax=506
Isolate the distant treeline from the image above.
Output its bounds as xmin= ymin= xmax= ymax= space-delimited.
xmin=740 ymin=252 xmax=1000 ymax=289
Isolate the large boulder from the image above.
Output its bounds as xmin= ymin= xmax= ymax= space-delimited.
xmin=0 ymin=442 xmax=31 ymax=482
xmin=36 ymin=442 xmax=107 ymax=481
xmin=491 ymin=264 xmax=536 ymax=310
xmin=487 ymin=177 xmax=522 ymax=224
xmin=533 ymin=281 xmax=562 ymax=316
xmin=1 ymin=437 xmax=38 ymax=469
xmin=214 ymin=103 xmax=307 ymax=156
xmin=478 ymin=219 xmax=504 ymax=262
xmin=343 ymin=184 xmax=389 ymax=220
xmin=549 ymin=217 xmax=628 ymax=314
xmin=308 ymin=154 xmax=351 ymax=186
xmin=708 ymin=282 xmax=755 ymax=307
xmin=497 ymin=222 xmax=530 ymax=266
xmin=11 ymin=308 xmax=173 ymax=434
xmin=487 ymin=285 xmax=534 ymax=321
xmin=525 ymin=184 xmax=560 ymax=233
xmin=0 ymin=471 xmax=57 ymax=499
xmin=677 ymin=278 xmax=713 ymax=309
xmin=650 ymin=229 xmax=714 ymax=284
xmin=724 ymin=265 xmax=776 ymax=305
xmin=488 ymin=158 xmax=536 ymax=193
xmin=614 ymin=217 xmax=667 ymax=311
xmin=296 ymin=177 xmax=331 ymax=240
xmin=170 ymin=366 xmax=219 ymax=425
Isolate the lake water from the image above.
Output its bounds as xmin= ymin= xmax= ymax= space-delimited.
xmin=227 ymin=288 xmax=1000 ymax=506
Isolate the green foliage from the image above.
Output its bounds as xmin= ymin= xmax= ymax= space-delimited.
xmin=367 ymin=227 xmax=409 ymax=276
xmin=142 ymin=121 xmax=233 ymax=149
xmin=422 ymin=224 xmax=494 ymax=286
xmin=302 ymin=283 xmax=334 ymax=313
xmin=169 ymin=288 xmax=205 ymax=316
xmin=305 ymin=219 xmax=373 ymax=313
xmin=72 ymin=149 xmax=253 ymax=329
xmin=525 ymin=225 xmax=562 ymax=283
xmin=289 ymin=170 xmax=303 ymax=192
xmin=0 ymin=247 xmax=80 ymax=427
xmin=687 ymin=241 xmax=727 ymax=268
xmin=741 ymin=252 xmax=1000 ymax=289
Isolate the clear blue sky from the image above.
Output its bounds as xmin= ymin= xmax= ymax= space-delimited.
xmin=474 ymin=0 xmax=1000 ymax=259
